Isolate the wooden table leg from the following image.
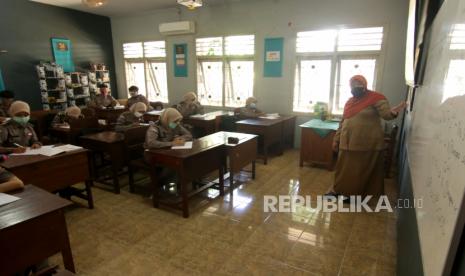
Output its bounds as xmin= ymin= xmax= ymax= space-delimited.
xmin=219 ymin=166 xmax=225 ymax=197
xmin=150 ymin=168 xmax=159 ymax=208
xmin=59 ymin=212 xmax=76 ymax=273
xmin=112 ymin=164 xmax=120 ymax=194
xmin=252 ymin=161 xmax=256 ymax=179
xmin=264 ymin=145 xmax=268 ymax=165
xmin=229 ymin=171 xmax=234 ymax=196
xmin=85 ymin=179 xmax=94 ymax=209
xmin=180 ymin=173 xmax=189 ymax=218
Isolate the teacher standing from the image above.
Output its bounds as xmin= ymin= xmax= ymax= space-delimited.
xmin=327 ymin=75 xmax=406 ymax=199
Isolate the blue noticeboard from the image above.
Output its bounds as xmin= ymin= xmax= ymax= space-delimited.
xmin=264 ymin=37 xmax=284 ymax=77
xmin=174 ymin=43 xmax=188 ymax=77
xmin=0 ymin=68 xmax=4 ymax=90
xmin=51 ymin=38 xmax=75 ymax=72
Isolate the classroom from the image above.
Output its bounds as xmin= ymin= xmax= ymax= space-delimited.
xmin=0 ymin=0 xmax=464 ymax=275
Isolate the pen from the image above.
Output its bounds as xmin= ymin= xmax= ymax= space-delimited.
xmin=13 ymin=143 xmax=23 ymax=148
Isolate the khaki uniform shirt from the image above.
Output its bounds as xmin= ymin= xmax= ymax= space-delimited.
xmin=126 ymin=95 xmax=152 ymax=110
xmin=52 ymin=112 xmax=84 ymax=126
xmin=144 ymin=121 xmax=193 ymax=149
xmin=334 ymin=99 xmax=396 ymax=151
xmin=89 ymin=94 xmax=118 ymax=108
xmin=176 ymin=101 xmax=204 ymax=118
xmin=115 ymin=111 xmax=143 ymax=132
xmin=238 ymin=107 xmax=264 ymax=119
xmin=0 ymin=120 xmax=41 ymax=147
xmin=0 ymin=106 xmax=8 ymax=117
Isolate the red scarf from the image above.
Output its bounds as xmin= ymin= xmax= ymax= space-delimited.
xmin=342 ymin=91 xmax=386 ymax=119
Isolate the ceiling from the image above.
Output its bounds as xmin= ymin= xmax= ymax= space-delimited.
xmin=30 ymin=0 xmax=233 ymax=17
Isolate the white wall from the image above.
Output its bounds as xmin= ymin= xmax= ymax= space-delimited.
xmin=111 ymin=0 xmax=409 ymax=144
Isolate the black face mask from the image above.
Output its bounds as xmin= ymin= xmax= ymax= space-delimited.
xmin=351 ymin=87 xmax=366 ymax=98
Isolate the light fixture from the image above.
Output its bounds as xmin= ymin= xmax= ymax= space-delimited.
xmin=177 ymin=0 xmax=203 ymax=10
xmin=82 ymin=0 xmax=108 ymax=8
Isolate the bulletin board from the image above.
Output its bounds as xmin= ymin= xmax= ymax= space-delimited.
xmin=264 ymin=37 xmax=284 ymax=77
xmin=51 ymin=37 xmax=75 ymax=72
xmin=174 ymin=43 xmax=188 ymax=77
xmin=0 ymin=68 xmax=4 ymax=90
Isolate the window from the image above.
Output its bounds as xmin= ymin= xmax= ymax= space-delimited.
xmin=293 ymin=27 xmax=384 ymax=113
xmin=123 ymin=41 xmax=168 ymax=102
xmin=196 ymin=35 xmax=255 ymax=107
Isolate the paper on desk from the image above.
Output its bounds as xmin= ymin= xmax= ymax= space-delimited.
xmin=171 ymin=141 xmax=193 ymax=149
xmin=190 ymin=114 xmax=206 ymax=118
xmin=10 ymin=144 xmax=82 ymax=157
xmin=259 ymin=113 xmax=280 ymax=119
xmin=0 ymin=193 xmax=20 ymax=207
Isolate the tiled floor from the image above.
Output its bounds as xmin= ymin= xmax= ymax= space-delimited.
xmin=50 ymin=150 xmax=397 ymax=275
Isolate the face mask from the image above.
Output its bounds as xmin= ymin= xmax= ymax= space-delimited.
xmin=129 ymin=92 xmax=137 ymax=97
xmin=168 ymin=122 xmax=178 ymax=129
xmin=249 ymin=103 xmax=257 ymax=109
xmin=13 ymin=116 xmax=30 ymax=125
xmin=134 ymin=111 xmax=143 ymax=118
xmin=351 ymin=87 xmax=366 ymax=98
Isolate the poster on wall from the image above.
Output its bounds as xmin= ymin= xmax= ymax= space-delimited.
xmin=0 ymin=68 xmax=5 ymax=90
xmin=264 ymin=37 xmax=284 ymax=77
xmin=51 ymin=38 xmax=75 ymax=72
xmin=174 ymin=44 xmax=188 ymax=77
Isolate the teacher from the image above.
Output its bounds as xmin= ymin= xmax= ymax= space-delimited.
xmin=327 ymin=75 xmax=406 ymax=200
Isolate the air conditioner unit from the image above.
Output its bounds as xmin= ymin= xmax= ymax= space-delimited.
xmin=159 ymin=21 xmax=195 ymax=36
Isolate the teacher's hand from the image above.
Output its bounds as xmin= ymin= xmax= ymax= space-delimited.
xmin=391 ymin=101 xmax=407 ymax=114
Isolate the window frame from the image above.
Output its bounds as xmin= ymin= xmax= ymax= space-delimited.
xmin=122 ymin=40 xmax=169 ymax=103
xmin=195 ymin=34 xmax=256 ymax=108
xmin=292 ymin=25 xmax=388 ymax=115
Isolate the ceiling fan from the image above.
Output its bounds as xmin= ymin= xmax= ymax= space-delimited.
xmin=177 ymin=0 xmax=203 ymax=10
xmin=82 ymin=0 xmax=108 ymax=8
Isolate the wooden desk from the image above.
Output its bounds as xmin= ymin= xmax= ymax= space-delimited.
xmin=1 ymin=148 xmax=94 ymax=208
xmin=203 ymin=132 xmax=258 ymax=195
xmin=235 ymin=115 xmax=296 ymax=164
xmin=299 ymin=119 xmax=339 ymax=170
xmin=183 ymin=111 xmax=233 ymax=137
xmin=143 ymin=109 xmax=163 ymax=122
xmin=0 ymin=185 xmax=75 ymax=274
xmin=95 ymin=107 xmax=126 ymax=124
xmin=80 ymin=131 xmax=125 ymax=194
xmin=145 ymin=136 xmax=226 ymax=218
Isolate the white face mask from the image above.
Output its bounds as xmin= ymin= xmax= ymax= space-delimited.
xmin=129 ymin=92 xmax=137 ymax=97
xmin=134 ymin=111 xmax=143 ymax=118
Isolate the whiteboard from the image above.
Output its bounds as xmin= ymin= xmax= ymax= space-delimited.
xmin=407 ymin=0 xmax=465 ymax=275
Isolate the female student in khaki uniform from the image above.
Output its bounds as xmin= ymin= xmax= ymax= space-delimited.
xmin=238 ymin=97 xmax=265 ymax=119
xmin=144 ymin=108 xmax=192 ymax=149
xmin=176 ymin=92 xmax=204 ymax=118
xmin=115 ymin=102 xmax=147 ymax=132
xmin=327 ymin=75 xmax=406 ymax=199
xmin=0 ymin=101 xmax=41 ymax=150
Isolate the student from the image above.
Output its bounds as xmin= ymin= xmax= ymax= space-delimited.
xmin=176 ymin=92 xmax=204 ymax=117
xmin=0 ymin=90 xmax=15 ymax=118
xmin=126 ymin=85 xmax=151 ymax=110
xmin=51 ymin=106 xmax=84 ymax=127
xmin=238 ymin=97 xmax=265 ymax=118
xmin=326 ymin=75 xmax=406 ymax=200
xmin=144 ymin=108 xmax=192 ymax=149
xmin=88 ymin=84 xmax=118 ymax=109
xmin=0 ymin=101 xmax=41 ymax=149
xmin=115 ymin=102 xmax=147 ymax=132
xmin=0 ymin=168 xmax=24 ymax=193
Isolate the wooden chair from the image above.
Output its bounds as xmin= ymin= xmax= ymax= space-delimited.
xmin=117 ymin=98 xmax=128 ymax=106
xmin=384 ymin=124 xmax=399 ymax=178
xmin=150 ymin=101 xmax=164 ymax=111
xmin=30 ymin=110 xmax=58 ymax=144
xmin=123 ymin=125 xmax=150 ymax=193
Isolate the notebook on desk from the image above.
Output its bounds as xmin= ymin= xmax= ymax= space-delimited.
xmin=10 ymin=144 xmax=83 ymax=157
xmin=171 ymin=141 xmax=193 ymax=150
